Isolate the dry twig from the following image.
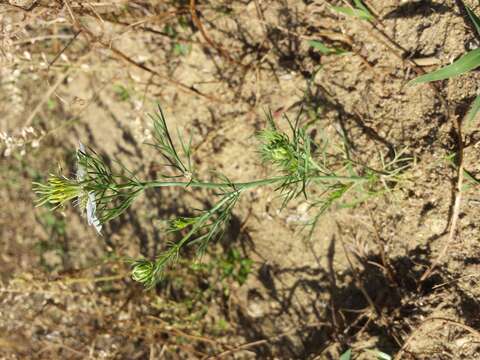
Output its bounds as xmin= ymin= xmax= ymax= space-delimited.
xmin=394 ymin=317 xmax=480 ymax=360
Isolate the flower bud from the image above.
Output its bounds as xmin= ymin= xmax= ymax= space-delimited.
xmin=168 ymin=216 xmax=197 ymax=231
xmin=131 ymin=260 xmax=155 ymax=286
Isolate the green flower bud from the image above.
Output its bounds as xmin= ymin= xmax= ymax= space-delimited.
xmin=271 ymin=147 xmax=290 ymax=162
xmin=131 ymin=260 xmax=155 ymax=286
xmin=168 ymin=216 xmax=197 ymax=231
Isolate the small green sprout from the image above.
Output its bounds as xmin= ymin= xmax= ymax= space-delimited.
xmin=113 ymin=84 xmax=131 ymax=102
xmin=219 ymin=249 xmax=252 ymax=286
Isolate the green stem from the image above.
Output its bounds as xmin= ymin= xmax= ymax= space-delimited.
xmin=142 ymin=174 xmax=368 ymax=192
xmin=169 ymin=192 xmax=237 ymax=254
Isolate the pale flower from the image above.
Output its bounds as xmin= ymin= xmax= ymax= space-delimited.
xmin=77 ymin=143 xmax=102 ymax=234
xmin=86 ymin=191 xmax=102 ymax=234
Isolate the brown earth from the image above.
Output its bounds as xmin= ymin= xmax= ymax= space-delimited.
xmin=2 ymin=0 xmax=480 ymax=359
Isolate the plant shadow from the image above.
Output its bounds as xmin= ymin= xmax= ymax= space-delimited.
xmin=383 ymin=1 xmax=451 ymax=19
xmin=231 ymin=233 xmax=480 ymax=359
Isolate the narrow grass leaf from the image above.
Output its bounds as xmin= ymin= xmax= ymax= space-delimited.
xmin=308 ymin=40 xmax=335 ymax=54
xmin=409 ymin=48 xmax=480 ymax=84
xmin=466 ymin=93 xmax=480 ymax=126
xmin=331 ymin=5 xmax=373 ymax=20
xmin=340 ymin=349 xmax=352 ymax=360
xmin=374 ymin=350 xmax=392 ymax=360
xmin=463 ymin=168 xmax=480 ymax=192
xmin=308 ymin=40 xmax=348 ymax=55
xmin=353 ymin=0 xmax=374 ymax=19
xmin=464 ymin=3 xmax=480 ymax=37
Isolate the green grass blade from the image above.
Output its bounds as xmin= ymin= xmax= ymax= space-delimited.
xmin=466 ymin=93 xmax=480 ymax=126
xmin=464 ymin=168 xmax=480 ymax=187
xmin=353 ymin=0 xmax=374 ymax=18
xmin=375 ymin=351 xmax=392 ymax=360
xmin=409 ymin=48 xmax=480 ymax=84
xmin=464 ymin=3 xmax=480 ymax=37
xmin=340 ymin=349 xmax=352 ymax=360
xmin=331 ymin=6 xmax=373 ymax=21
xmin=308 ymin=40 xmax=348 ymax=55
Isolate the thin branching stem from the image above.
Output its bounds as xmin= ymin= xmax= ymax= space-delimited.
xmin=34 ymin=106 xmax=410 ymax=288
xmin=142 ymin=174 xmax=368 ymax=191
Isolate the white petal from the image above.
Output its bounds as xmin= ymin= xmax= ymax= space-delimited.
xmin=86 ymin=192 xmax=102 ymax=234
